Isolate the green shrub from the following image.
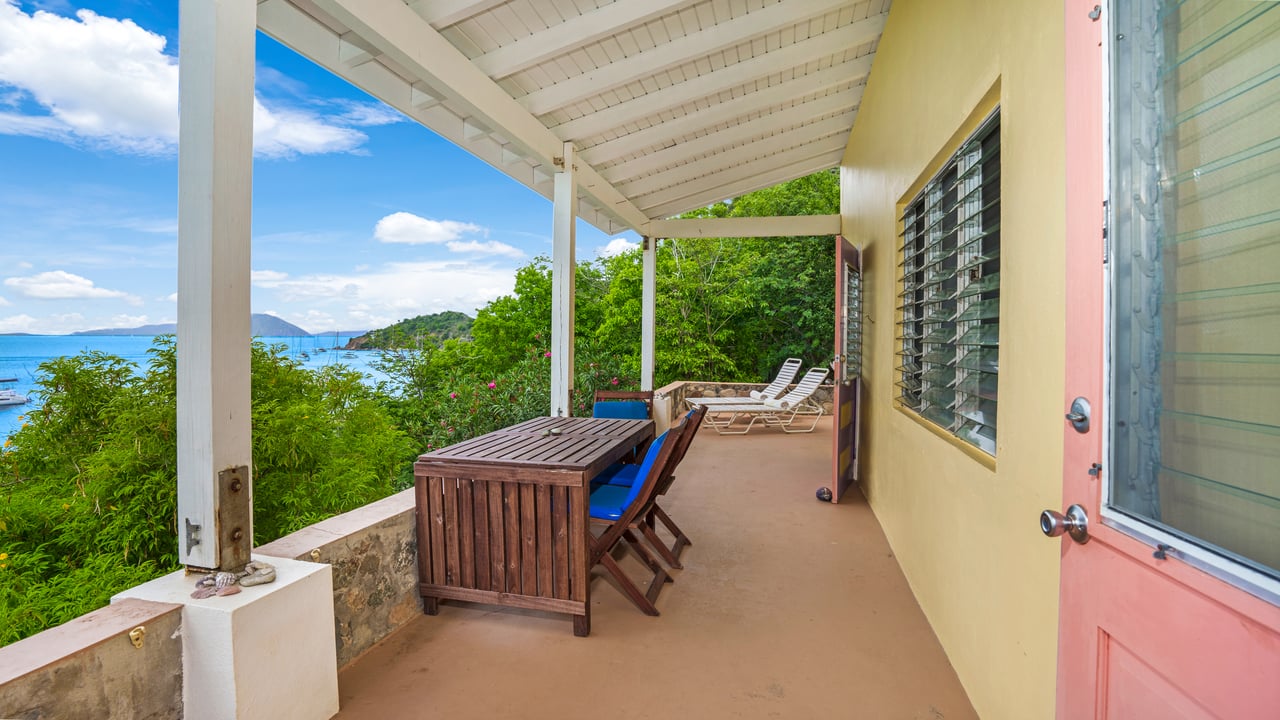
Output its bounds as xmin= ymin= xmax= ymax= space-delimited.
xmin=0 ymin=337 xmax=411 ymax=644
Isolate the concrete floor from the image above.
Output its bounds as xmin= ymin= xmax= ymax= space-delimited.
xmin=334 ymin=418 xmax=977 ymax=720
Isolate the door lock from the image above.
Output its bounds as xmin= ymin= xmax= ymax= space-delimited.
xmin=1041 ymin=504 xmax=1090 ymax=544
xmin=1065 ymin=397 xmax=1091 ymax=433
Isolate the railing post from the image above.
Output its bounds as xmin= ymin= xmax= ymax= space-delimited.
xmin=550 ymin=142 xmax=577 ymax=416
xmin=641 ymin=236 xmax=657 ymax=391
xmin=176 ymin=0 xmax=255 ymax=570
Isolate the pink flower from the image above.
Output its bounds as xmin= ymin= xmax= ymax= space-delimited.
xmin=544 ymin=351 xmax=552 ymax=358
xmin=487 ymin=382 xmax=496 ymax=389
xmin=449 ymin=392 xmax=457 ymax=399
xmin=610 ymin=377 xmax=619 ymax=385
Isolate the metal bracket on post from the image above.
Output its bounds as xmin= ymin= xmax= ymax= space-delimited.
xmin=218 ymin=465 xmax=252 ymax=571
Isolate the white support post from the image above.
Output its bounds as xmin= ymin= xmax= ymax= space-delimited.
xmin=550 ymin=142 xmax=577 ymax=416
xmin=641 ymin=236 xmax=657 ymax=391
xmin=177 ymin=0 xmax=256 ymax=570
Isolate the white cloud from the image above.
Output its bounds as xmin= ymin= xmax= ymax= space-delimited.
xmin=0 ymin=2 xmax=397 ymax=157
xmin=0 ymin=295 xmax=8 ymax=306
xmin=164 ymin=292 xmax=177 ymax=302
xmin=373 ymin=212 xmax=488 ymax=246
xmin=0 ymin=311 xmax=86 ymax=334
xmin=251 ymin=270 xmax=290 ymax=284
xmin=16 ymin=261 xmax=32 ymax=269
xmin=597 ymin=237 xmax=640 ymax=257
xmin=447 ymin=240 xmax=524 ymax=258
xmin=0 ymin=313 xmax=38 ymax=333
xmin=5 ymin=270 xmax=141 ymax=304
xmin=249 ymin=260 xmax=515 ymax=330
xmin=109 ymin=313 xmax=149 ymax=327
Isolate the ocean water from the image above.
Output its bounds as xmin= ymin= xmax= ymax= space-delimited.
xmin=0 ymin=334 xmax=385 ymax=442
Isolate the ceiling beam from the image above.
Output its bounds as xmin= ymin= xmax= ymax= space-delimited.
xmin=618 ymin=119 xmax=851 ymax=198
xmin=644 ymin=151 xmax=845 ymax=220
xmin=474 ymin=0 xmax=689 ymax=80
xmin=551 ymin=25 xmax=880 ymax=142
xmin=578 ymin=61 xmax=868 ymax=167
xmin=406 ymin=0 xmax=509 ymax=29
xmin=649 ymin=214 xmax=841 ymax=239
xmin=519 ymin=0 xmax=855 ymax=117
xmin=305 ymin=0 xmax=651 ymax=232
xmin=601 ymin=92 xmax=860 ymax=184
xmin=636 ymin=137 xmax=847 ymax=213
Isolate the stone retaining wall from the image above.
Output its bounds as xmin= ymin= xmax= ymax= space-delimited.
xmin=654 ymin=380 xmax=835 ymax=428
xmin=256 ymin=488 xmax=420 ymax=669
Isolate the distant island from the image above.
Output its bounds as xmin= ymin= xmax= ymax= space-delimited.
xmin=72 ymin=314 xmax=339 ymax=338
xmin=346 ymin=311 xmax=473 ymax=350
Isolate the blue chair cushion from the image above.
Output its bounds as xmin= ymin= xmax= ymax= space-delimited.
xmin=592 ymin=463 xmax=639 ymax=488
xmin=592 ymin=400 xmax=649 ymax=419
xmin=589 ymin=430 xmax=668 ymax=520
xmin=588 ymin=484 xmax=633 ymax=521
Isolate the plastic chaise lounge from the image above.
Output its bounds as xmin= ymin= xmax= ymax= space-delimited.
xmin=684 ymin=357 xmax=802 ymax=408
xmin=703 ymin=367 xmax=830 ymax=435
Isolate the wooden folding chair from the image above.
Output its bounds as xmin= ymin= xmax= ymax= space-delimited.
xmin=591 ymin=389 xmax=654 ymax=419
xmin=594 ymin=406 xmax=706 ymax=569
xmin=587 ymin=411 xmax=694 ymax=615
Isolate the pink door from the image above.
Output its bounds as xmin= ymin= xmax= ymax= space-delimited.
xmin=1056 ymin=2 xmax=1280 ymax=716
xmin=831 ymin=236 xmax=861 ymax=503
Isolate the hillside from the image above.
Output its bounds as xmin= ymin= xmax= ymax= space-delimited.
xmin=347 ymin=311 xmax=473 ymax=349
xmin=73 ymin=314 xmax=311 ymax=337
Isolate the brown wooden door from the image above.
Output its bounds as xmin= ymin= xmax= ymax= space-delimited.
xmin=1055 ymin=3 xmax=1280 ymax=716
xmin=831 ymin=235 xmax=862 ymax=503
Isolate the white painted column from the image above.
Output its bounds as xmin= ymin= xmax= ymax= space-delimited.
xmin=550 ymin=142 xmax=577 ymax=416
xmin=177 ymin=0 xmax=256 ymax=570
xmin=640 ymin=236 xmax=657 ymax=391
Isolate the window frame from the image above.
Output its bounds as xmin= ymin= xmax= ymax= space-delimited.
xmin=896 ymin=110 xmax=1002 ymax=459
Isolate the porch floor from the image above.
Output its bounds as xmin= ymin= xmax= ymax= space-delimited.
xmin=334 ymin=417 xmax=977 ymax=719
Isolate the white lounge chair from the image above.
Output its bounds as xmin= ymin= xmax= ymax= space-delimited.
xmin=684 ymin=357 xmax=802 ymax=408
xmin=702 ymin=367 xmax=830 ymax=435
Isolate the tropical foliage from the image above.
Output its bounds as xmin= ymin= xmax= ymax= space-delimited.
xmin=0 ymin=170 xmax=838 ymax=643
xmin=0 ymin=339 xmax=410 ymax=643
xmin=351 ymin=310 xmax=475 ymax=349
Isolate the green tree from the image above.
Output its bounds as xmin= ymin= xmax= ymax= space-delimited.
xmin=0 ymin=338 xmax=411 ymax=643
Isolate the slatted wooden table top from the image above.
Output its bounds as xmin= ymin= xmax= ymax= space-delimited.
xmin=416 ymin=417 xmax=653 ymax=472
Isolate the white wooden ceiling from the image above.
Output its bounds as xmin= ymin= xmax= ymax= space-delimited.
xmin=257 ymin=0 xmax=890 ymax=235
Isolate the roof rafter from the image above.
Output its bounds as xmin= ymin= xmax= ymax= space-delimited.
xmin=551 ymin=24 xmax=880 ymax=142
xmin=473 ymin=0 xmax=690 ymax=80
xmin=644 ymin=151 xmax=845 ymax=220
xmin=406 ymin=0 xmax=509 ymax=29
xmin=519 ymin=0 xmax=855 ymax=117
xmin=635 ymin=136 xmax=847 ymax=214
xmin=578 ymin=60 xmax=866 ymax=168
xmin=601 ymin=91 xmax=861 ymax=185
xmin=619 ymin=120 xmax=851 ymax=198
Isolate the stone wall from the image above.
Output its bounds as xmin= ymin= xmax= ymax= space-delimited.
xmin=0 ymin=598 xmax=183 ymax=720
xmin=654 ymin=380 xmax=835 ymax=428
xmin=256 ymin=488 xmax=420 ymax=669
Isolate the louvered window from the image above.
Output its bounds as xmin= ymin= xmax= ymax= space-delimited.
xmin=897 ymin=112 xmax=1001 ymax=456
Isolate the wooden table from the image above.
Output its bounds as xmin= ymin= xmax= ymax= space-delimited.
xmin=413 ymin=416 xmax=654 ymax=636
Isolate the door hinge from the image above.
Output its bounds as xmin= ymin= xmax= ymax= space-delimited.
xmin=1088 ymin=462 xmax=1102 ymax=478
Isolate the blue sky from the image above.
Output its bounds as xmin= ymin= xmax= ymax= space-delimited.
xmin=0 ymin=0 xmax=639 ymax=334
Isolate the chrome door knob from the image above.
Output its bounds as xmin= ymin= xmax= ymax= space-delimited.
xmin=1041 ymin=504 xmax=1090 ymax=544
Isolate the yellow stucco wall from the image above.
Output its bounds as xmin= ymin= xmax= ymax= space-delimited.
xmin=840 ymin=1 xmax=1066 ymax=718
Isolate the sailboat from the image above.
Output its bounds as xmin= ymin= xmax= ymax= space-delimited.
xmin=0 ymin=377 xmax=28 ymax=407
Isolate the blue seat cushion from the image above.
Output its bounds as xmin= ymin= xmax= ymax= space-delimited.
xmin=592 ymin=400 xmax=649 ymax=419
xmin=588 ymin=484 xmax=632 ymax=520
xmin=589 ymin=430 xmax=668 ymax=520
xmin=591 ymin=463 xmax=639 ymax=488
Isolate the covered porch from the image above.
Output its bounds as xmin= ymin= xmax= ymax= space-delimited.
xmin=332 ymin=417 xmax=976 ymax=719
